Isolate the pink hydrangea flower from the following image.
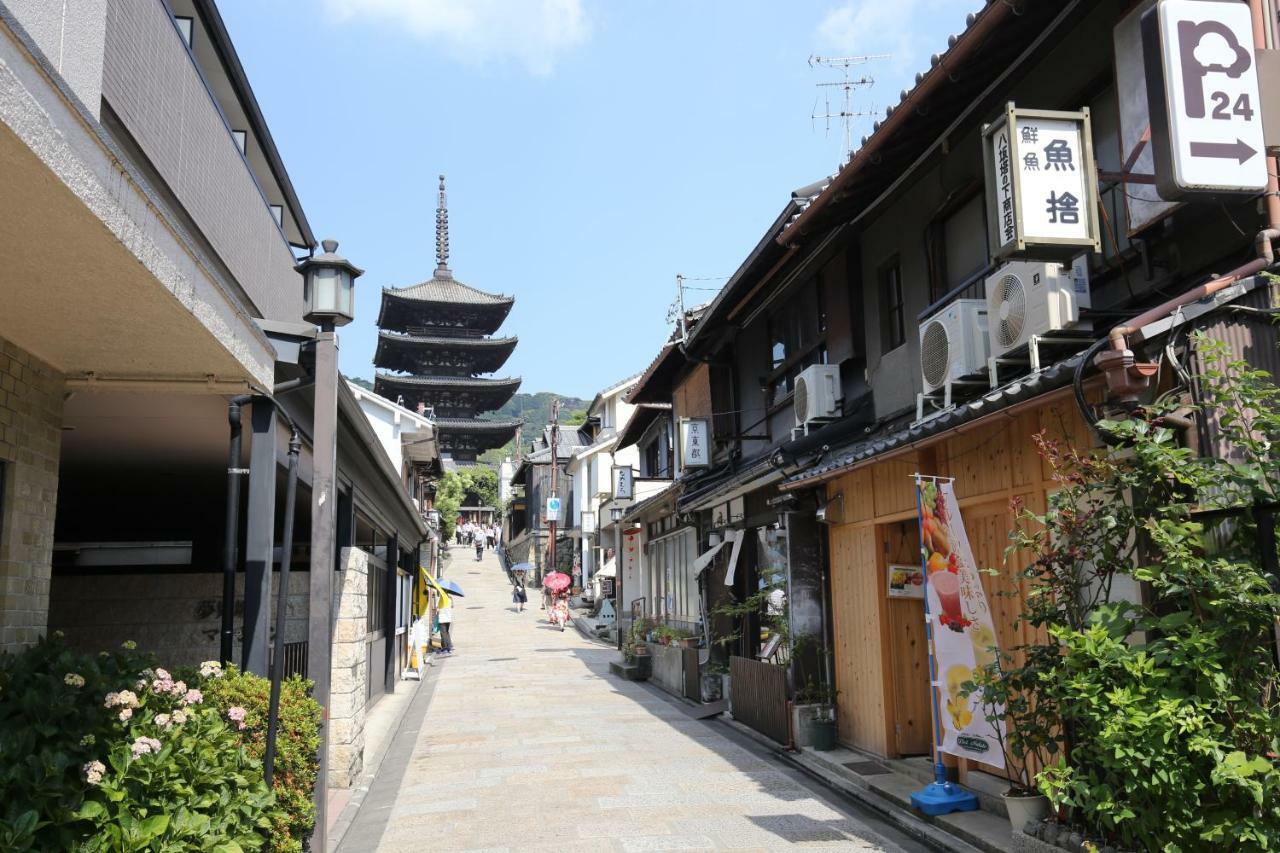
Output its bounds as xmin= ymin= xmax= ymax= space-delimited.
xmin=226 ymin=706 xmax=248 ymax=730
xmin=105 ymin=690 xmax=139 ymax=709
xmin=171 ymin=709 xmax=188 ymax=725
xmin=181 ymin=688 xmax=202 ymax=706
xmin=154 ymin=713 xmax=171 ymax=730
xmin=199 ymin=660 xmax=223 ymax=679
xmin=169 ymin=680 xmax=187 ymax=697
xmin=154 ymin=668 xmax=170 ymax=681
xmin=83 ymin=760 xmax=106 ymax=786
xmin=118 ymin=708 xmax=133 ymax=722
xmin=129 ymin=736 xmax=161 ymax=758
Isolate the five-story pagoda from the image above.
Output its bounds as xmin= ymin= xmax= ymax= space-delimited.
xmin=375 ymin=176 xmax=522 ymax=463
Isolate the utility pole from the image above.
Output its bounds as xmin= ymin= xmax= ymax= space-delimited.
xmin=548 ymin=397 xmax=560 ymax=574
xmin=809 ymin=53 xmax=889 ymax=164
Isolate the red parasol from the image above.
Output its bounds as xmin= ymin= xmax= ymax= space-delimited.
xmin=543 ymin=571 xmax=571 ymax=594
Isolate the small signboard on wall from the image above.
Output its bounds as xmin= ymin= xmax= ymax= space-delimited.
xmin=679 ymin=419 xmax=710 ymax=468
xmin=612 ymin=465 xmax=634 ymax=500
xmin=982 ymin=104 xmax=1101 ymax=259
xmin=887 ymin=563 xmax=925 ymax=599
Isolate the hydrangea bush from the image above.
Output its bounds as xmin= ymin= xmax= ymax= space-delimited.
xmin=0 ymin=636 xmax=317 ymax=851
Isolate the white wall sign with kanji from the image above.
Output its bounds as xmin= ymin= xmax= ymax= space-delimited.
xmin=1142 ymin=0 xmax=1267 ymax=199
xmin=982 ymin=104 xmax=1101 ymax=260
xmin=612 ymin=464 xmax=634 ymax=500
xmin=679 ymin=418 xmax=710 ymax=469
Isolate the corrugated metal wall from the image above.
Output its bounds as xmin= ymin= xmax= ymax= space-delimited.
xmin=1192 ymin=281 xmax=1280 ymax=462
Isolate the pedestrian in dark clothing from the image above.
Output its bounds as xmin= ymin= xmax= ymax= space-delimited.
xmin=512 ymin=574 xmax=528 ymax=612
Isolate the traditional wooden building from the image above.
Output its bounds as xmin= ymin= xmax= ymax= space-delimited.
xmin=374 ymin=177 xmax=522 ymax=463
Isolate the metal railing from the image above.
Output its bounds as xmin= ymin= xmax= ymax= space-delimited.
xmin=268 ymin=641 xmax=308 ymax=679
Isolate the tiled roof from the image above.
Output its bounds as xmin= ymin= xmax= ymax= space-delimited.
xmin=377 ymin=331 xmax=518 ymax=349
xmin=781 ymin=1 xmax=1051 ymax=240
xmin=432 ymin=417 xmax=524 ymax=431
xmin=374 ymin=373 xmax=522 ymax=389
xmin=383 ymin=273 xmax=513 ymax=306
xmin=783 ymin=353 xmax=1086 ymax=488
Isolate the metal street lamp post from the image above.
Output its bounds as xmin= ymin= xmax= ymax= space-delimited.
xmin=296 ymin=239 xmax=362 ymax=852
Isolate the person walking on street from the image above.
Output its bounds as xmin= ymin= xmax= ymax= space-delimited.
xmin=429 ymin=576 xmax=455 ymax=656
xmin=475 ymin=537 xmax=484 ymax=561
xmin=512 ymin=570 xmax=528 ymax=612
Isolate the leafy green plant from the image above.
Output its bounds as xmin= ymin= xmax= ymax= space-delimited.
xmin=0 ymin=636 xmax=280 ymax=851
xmin=198 ymin=664 xmax=320 ymax=853
xmin=794 ymin=677 xmax=838 ymax=708
xmin=1000 ymin=335 xmax=1280 ymax=848
xmin=963 ymin=653 xmax=1060 ymax=797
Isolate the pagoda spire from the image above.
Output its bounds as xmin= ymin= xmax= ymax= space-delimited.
xmin=435 ymin=174 xmax=450 ymax=277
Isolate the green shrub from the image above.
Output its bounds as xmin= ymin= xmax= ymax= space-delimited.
xmin=1009 ymin=336 xmax=1280 ymax=849
xmin=197 ymin=664 xmax=320 ymax=853
xmin=0 ymin=636 xmax=275 ymax=851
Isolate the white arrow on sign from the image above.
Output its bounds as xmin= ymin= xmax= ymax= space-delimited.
xmin=1144 ymin=0 xmax=1268 ymax=198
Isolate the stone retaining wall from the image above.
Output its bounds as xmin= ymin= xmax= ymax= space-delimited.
xmin=0 ymin=337 xmax=64 ymax=652
xmin=329 ymin=546 xmax=369 ymax=788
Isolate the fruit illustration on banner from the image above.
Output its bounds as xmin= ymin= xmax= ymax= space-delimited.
xmin=915 ymin=477 xmax=1007 ymax=768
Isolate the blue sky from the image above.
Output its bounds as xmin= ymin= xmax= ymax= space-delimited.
xmin=222 ymin=0 xmax=979 ymax=398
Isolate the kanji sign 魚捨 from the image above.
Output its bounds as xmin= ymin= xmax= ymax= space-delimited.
xmin=982 ymin=104 xmax=1100 ymax=259
xmin=1142 ymin=0 xmax=1267 ymax=199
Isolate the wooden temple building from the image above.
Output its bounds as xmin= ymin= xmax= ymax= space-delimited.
xmin=374 ymin=177 xmax=522 ymax=464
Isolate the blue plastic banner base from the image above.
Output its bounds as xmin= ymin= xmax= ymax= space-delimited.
xmin=911 ymin=780 xmax=979 ymax=816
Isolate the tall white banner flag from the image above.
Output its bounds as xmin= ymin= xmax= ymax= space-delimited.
xmin=916 ymin=479 xmax=1006 ymax=768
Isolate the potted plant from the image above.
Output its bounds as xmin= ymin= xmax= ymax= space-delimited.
xmin=963 ymin=653 xmax=1057 ymax=829
xmin=792 ymin=679 xmax=839 ymax=751
xmin=701 ymin=660 xmax=728 ymax=703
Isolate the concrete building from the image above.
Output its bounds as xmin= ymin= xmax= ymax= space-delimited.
xmin=0 ymin=0 xmax=437 ymax=830
xmin=565 ymin=375 xmax=639 ymax=596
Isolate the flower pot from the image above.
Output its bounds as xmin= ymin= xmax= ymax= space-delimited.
xmin=632 ymin=643 xmax=649 ymax=656
xmin=1002 ymin=790 xmax=1050 ymax=829
xmin=792 ymin=703 xmax=836 ymax=749
xmin=811 ymin=718 xmax=837 ymax=751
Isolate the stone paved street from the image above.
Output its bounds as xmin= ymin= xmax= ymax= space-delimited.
xmin=336 ymin=547 xmax=931 ymax=852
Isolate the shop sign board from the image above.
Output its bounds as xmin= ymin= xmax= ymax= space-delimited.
xmin=982 ymin=104 xmax=1101 ymax=259
xmin=545 ymin=496 xmax=561 ymax=523
xmin=1143 ymin=0 xmax=1267 ymax=199
xmin=679 ymin=419 xmax=710 ymax=468
xmin=612 ymin=465 xmax=634 ymax=500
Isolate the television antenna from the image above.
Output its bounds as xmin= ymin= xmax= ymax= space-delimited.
xmin=809 ymin=53 xmax=890 ymax=163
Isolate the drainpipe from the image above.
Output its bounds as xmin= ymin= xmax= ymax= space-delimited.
xmin=220 ymin=397 xmax=249 ymax=665
xmin=220 ymin=383 xmax=307 ymax=667
xmin=1094 ymin=230 xmax=1279 ymax=403
xmin=263 ymin=429 xmax=301 ymax=789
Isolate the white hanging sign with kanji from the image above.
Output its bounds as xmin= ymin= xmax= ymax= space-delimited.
xmin=982 ymin=104 xmax=1101 ymax=260
xmin=679 ymin=419 xmax=710 ymax=469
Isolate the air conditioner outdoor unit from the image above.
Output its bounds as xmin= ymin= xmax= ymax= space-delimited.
xmin=985 ymin=260 xmax=1092 ymax=360
xmin=919 ymin=299 xmax=989 ymax=394
xmin=794 ymin=363 xmax=842 ymax=427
